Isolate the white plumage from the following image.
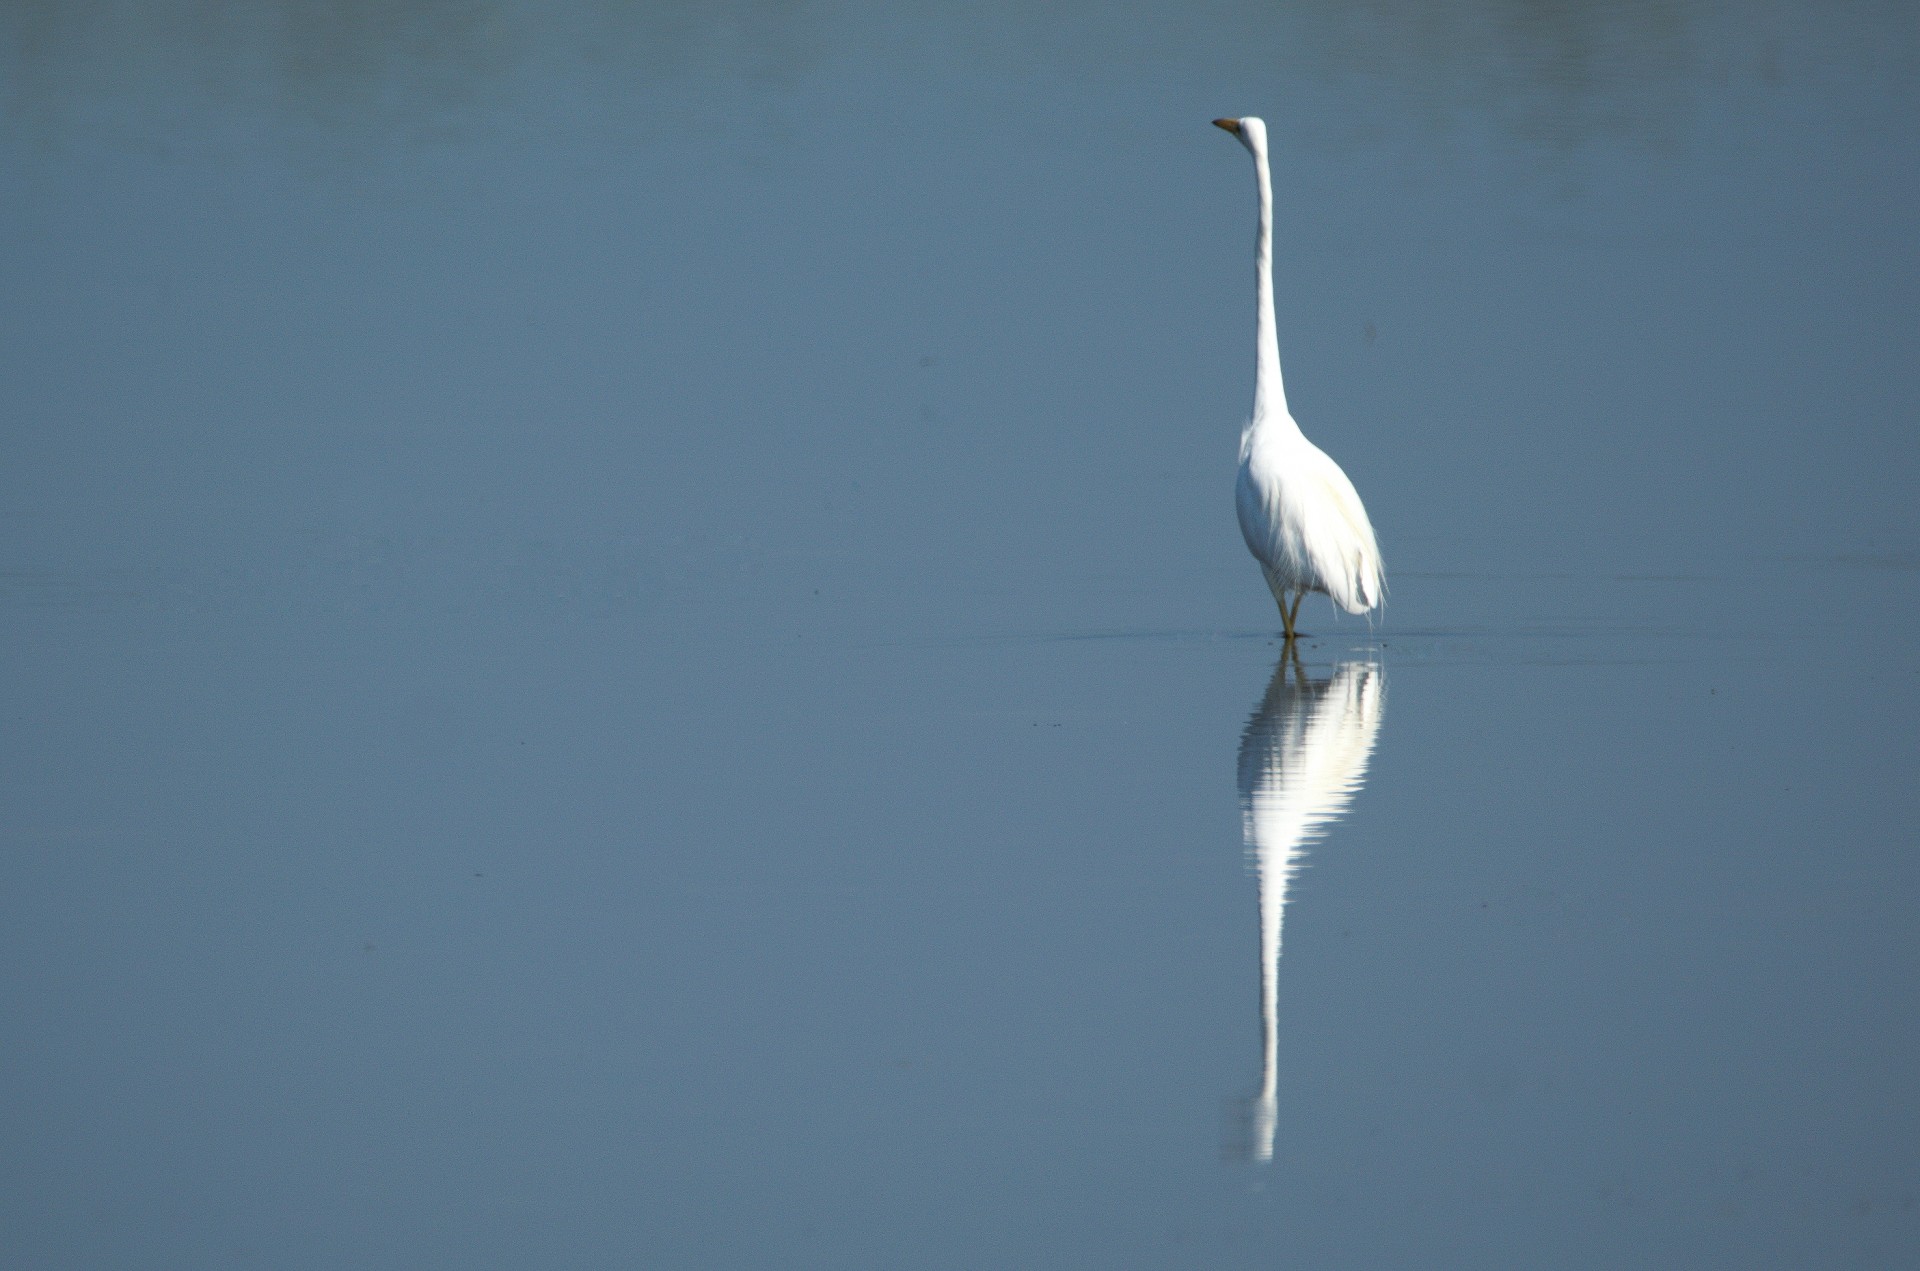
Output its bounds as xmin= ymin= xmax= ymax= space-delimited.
xmin=1216 ymin=116 xmax=1383 ymax=639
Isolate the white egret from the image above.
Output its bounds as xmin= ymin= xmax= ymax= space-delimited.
xmin=1215 ymin=117 xmax=1383 ymax=640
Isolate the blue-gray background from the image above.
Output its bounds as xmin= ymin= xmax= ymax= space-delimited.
xmin=3 ymin=3 xmax=1916 ymax=1267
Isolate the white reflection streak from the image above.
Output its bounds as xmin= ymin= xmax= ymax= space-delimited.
xmin=1238 ymin=657 xmax=1384 ymax=1162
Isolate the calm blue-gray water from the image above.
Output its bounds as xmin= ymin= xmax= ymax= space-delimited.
xmin=4 ymin=3 xmax=1917 ymax=1267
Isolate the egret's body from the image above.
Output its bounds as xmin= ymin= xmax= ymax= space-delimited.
xmin=1216 ymin=117 xmax=1382 ymax=639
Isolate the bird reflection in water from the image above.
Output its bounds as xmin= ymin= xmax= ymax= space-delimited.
xmin=1236 ymin=652 xmax=1384 ymax=1163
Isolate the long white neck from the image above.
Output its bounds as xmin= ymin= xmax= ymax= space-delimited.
xmin=1249 ymin=134 xmax=1291 ymax=424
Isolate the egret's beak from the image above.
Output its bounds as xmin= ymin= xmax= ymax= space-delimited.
xmin=1213 ymin=118 xmax=1241 ymax=134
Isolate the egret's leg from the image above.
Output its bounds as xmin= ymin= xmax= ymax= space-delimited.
xmin=1286 ymin=591 xmax=1305 ymax=637
xmin=1278 ymin=589 xmax=1297 ymax=642
xmin=1262 ymin=569 xmax=1294 ymax=640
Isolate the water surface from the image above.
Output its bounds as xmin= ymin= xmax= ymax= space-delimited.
xmin=4 ymin=3 xmax=1917 ymax=1267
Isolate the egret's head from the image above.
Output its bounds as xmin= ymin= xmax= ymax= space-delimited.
xmin=1212 ymin=116 xmax=1267 ymax=157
